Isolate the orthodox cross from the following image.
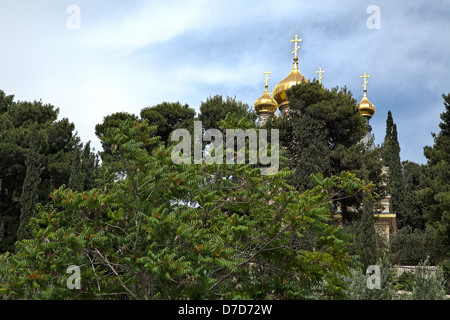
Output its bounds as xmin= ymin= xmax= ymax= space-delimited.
xmin=360 ymin=72 xmax=370 ymax=91
xmin=316 ymin=67 xmax=325 ymax=84
xmin=290 ymin=34 xmax=303 ymax=59
xmin=263 ymin=68 xmax=272 ymax=87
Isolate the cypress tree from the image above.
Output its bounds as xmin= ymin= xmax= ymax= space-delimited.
xmin=80 ymin=142 xmax=98 ymax=191
xmin=401 ymin=161 xmax=427 ymax=230
xmin=383 ymin=111 xmax=394 ymax=165
xmin=17 ymin=125 xmax=42 ymax=241
xmin=68 ymin=147 xmax=83 ymax=192
xmin=383 ymin=111 xmax=405 ymax=225
xmin=350 ymin=198 xmax=378 ymax=269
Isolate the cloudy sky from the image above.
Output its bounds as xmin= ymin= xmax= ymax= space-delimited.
xmin=0 ymin=0 xmax=449 ymax=164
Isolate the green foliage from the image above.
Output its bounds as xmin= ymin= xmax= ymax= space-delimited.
xmin=198 ymin=95 xmax=257 ymax=130
xmin=389 ymin=226 xmax=444 ymax=265
xmin=0 ymin=117 xmax=369 ymax=300
xmin=394 ymin=271 xmax=415 ymax=292
xmin=411 ymin=257 xmax=446 ymax=300
xmin=401 ymin=161 xmax=427 ymax=230
xmin=420 ymin=93 xmax=450 ymax=252
xmin=17 ymin=124 xmax=43 ymax=241
xmin=69 ymin=142 xmax=99 ymax=192
xmin=275 ymin=82 xmax=384 ymax=221
xmin=0 ymin=90 xmax=84 ymax=253
xmin=439 ymin=258 xmax=450 ymax=294
xmin=140 ymin=101 xmax=196 ymax=146
xmin=342 ymin=253 xmax=396 ymax=300
xmin=383 ymin=111 xmax=405 ymax=224
xmin=347 ymin=199 xmax=377 ymax=270
xmin=95 ymin=112 xmax=139 ymax=162
xmin=68 ymin=147 xmax=83 ymax=192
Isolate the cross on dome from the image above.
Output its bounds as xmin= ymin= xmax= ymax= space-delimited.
xmin=263 ymin=68 xmax=272 ymax=88
xmin=290 ymin=34 xmax=303 ymax=59
xmin=316 ymin=67 xmax=325 ymax=84
xmin=361 ymin=72 xmax=370 ymax=92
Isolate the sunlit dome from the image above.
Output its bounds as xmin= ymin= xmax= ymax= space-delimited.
xmin=254 ymin=87 xmax=278 ymax=115
xmin=357 ymin=72 xmax=375 ymax=119
xmin=273 ymin=35 xmax=309 ymax=112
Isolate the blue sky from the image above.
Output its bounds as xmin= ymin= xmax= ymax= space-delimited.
xmin=0 ymin=0 xmax=449 ymax=164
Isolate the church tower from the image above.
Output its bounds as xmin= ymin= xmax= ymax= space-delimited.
xmin=254 ymin=69 xmax=278 ymax=126
xmin=357 ymin=72 xmax=376 ymax=150
xmin=356 ymin=72 xmax=397 ymax=240
xmin=272 ymin=34 xmax=309 ymax=116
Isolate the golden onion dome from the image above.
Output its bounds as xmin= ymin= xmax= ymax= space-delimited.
xmin=357 ymin=92 xmax=375 ymax=118
xmin=272 ymin=57 xmax=308 ymax=108
xmin=357 ymin=72 xmax=375 ymax=119
xmin=254 ymin=85 xmax=278 ymax=114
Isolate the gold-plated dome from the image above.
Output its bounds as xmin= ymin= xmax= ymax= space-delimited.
xmin=357 ymin=72 xmax=375 ymax=119
xmin=254 ymin=86 xmax=278 ymax=114
xmin=357 ymin=93 xmax=375 ymax=118
xmin=272 ymin=34 xmax=309 ymax=111
xmin=255 ymin=68 xmax=278 ymax=115
xmin=272 ymin=57 xmax=308 ymax=108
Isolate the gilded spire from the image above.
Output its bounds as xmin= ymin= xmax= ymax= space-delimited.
xmin=273 ymin=34 xmax=308 ymax=114
xmin=255 ymin=68 xmax=278 ymax=120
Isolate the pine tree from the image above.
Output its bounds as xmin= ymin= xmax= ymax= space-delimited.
xmin=198 ymin=95 xmax=257 ymax=130
xmin=17 ymin=125 xmax=42 ymax=241
xmin=140 ymin=101 xmax=196 ymax=146
xmin=0 ymin=91 xmax=80 ymax=252
xmin=420 ymin=93 xmax=450 ymax=251
xmin=276 ymin=82 xmax=383 ymax=218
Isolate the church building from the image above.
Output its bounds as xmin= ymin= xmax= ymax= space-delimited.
xmin=253 ymin=34 xmax=397 ymax=240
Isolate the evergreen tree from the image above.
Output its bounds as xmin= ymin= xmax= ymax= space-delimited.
xmin=383 ymin=111 xmax=405 ymax=224
xmin=0 ymin=90 xmax=80 ymax=253
xmin=343 ymin=253 xmax=395 ymax=300
xmin=411 ymin=257 xmax=446 ymax=300
xmin=198 ymin=95 xmax=257 ymax=130
xmin=95 ymin=112 xmax=139 ymax=159
xmin=0 ymin=117 xmax=370 ymax=300
xmin=140 ymin=101 xmax=196 ymax=146
xmin=401 ymin=161 xmax=426 ymax=230
xmin=80 ymin=142 xmax=98 ymax=191
xmin=420 ymin=93 xmax=450 ymax=251
xmin=68 ymin=147 xmax=83 ymax=192
xmin=276 ymin=82 xmax=384 ymax=219
xmin=17 ymin=124 xmax=43 ymax=241
xmin=69 ymin=142 xmax=98 ymax=192
xmin=389 ymin=226 xmax=444 ymax=265
xmin=348 ymin=198 xmax=377 ymax=270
